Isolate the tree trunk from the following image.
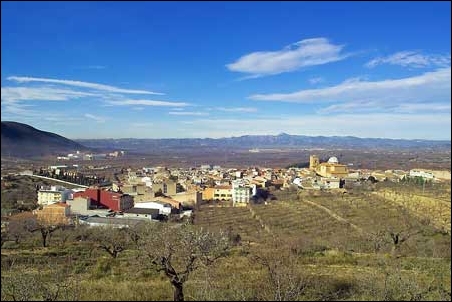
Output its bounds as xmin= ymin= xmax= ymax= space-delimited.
xmin=172 ymin=282 xmax=184 ymax=301
xmin=41 ymin=230 xmax=48 ymax=247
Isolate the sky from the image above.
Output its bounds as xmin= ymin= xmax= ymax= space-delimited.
xmin=1 ymin=1 xmax=451 ymax=140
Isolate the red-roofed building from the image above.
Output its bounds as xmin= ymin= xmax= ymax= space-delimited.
xmin=73 ymin=188 xmax=133 ymax=212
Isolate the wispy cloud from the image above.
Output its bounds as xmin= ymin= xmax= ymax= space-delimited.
xmin=1 ymin=102 xmax=39 ymax=117
xmin=1 ymin=87 xmax=97 ymax=102
xmin=106 ymin=99 xmax=190 ymax=107
xmin=226 ymin=38 xmax=350 ymax=78
xmin=7 ymin=76 xmax=164 ymax=95
xmin=249 ymin=67 xmax=451 ymax=105
xmin=308 ymin=77 xmax=324 ymax=84
xmin=394 ymin=103 xmax=451 ymax=113
xmin=366 ymin=51 xmax=451 ymax=68
xmin=318 ymin=101 xmax=451 ymax=114
xmin=215 ymin=107 xmax=258 ymax=113
xmin=84 ymin=113 xmax=107 ymax=123
xmin=168 ymin=111 xmax=209 ymax=116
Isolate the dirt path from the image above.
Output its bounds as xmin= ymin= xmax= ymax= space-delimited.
xmin=248 ymin=205 xmax=273 ymax=236
xmin=302 ymin=199 xmax=367 ymax=235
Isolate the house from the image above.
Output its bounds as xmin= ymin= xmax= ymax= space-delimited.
xmin=154 ymin=196 xmax=181 ymax=211
xmin=409 ymin=169 xmax=435 ymax=180
xmin=203 ymin=185 xmax=232 ymax=201
xmin=73 ymin=188 xmax=134 ymax=212
xmin=67 ymin=196 xmax=91 ymax=215
xmin=133 ymin=201 xmax=173 ymax=216
xmin=319 ymin=177 xmax=341 ymax=189
xmin=35 ymin=203 xmax=72 ymax=225
xmin=232 ymin=179 xmax=256 ymax=205
xmin=37 ymin=186 xmax=73 ymax=206
xmin=122 ymin=208 xmax=160 ymax=220
xmin=170 ymin=191 xmax=202 ymax=207
xmin=251 ymin=176 xmax=268 ymax=188
xmin=153 ymin=180 xmax=177 ymax=196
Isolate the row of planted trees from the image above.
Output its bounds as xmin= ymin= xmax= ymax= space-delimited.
xmin=1 ymin=218 xmax=236 ymax=302
xmin=35 ymin=169 xmax=109 ymax=186
xmin=2 ymin=214 xmax=451 ymax=301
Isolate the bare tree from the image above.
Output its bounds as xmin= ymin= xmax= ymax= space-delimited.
xmin=3 ymin=213 xmax=60 ymax=248
xmin=252 ymin=239 xmax=310 ymax=301
xmin=89 ymin=226 xmax=130 ymax=258
xmin=1 ymin=259 xmax=81 ymax=301
xmin=137 ymin=221 xmax=232 ymax=301
xmin=1 ymin=213 xmax=38 ymax=246
xmin=26 ymin=222 xmax=60 ymax=248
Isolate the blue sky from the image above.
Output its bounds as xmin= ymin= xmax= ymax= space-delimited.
xmin=1 ymin=1 xmax=450 ymax=140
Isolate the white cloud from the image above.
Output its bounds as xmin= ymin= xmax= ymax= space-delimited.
xmin=318 ymin=101 xmax=451 ymax=114
xmin=168 ymin=111 xmax=209 ymax=116
xmin=106 ymin=99 xmax=190 ymax=107
xmin=226 ymin=38 xmax=349 ymax=77
xmin=394 ymin=103 xmax=451 ymax=113
xmin=1 ymin=102 xmax=38 ymax=117
xmin=7 ymin=76 xmax=164 ymax=95
xmin=366 ymin=51 xmax=451 ymax=68
xmin=215 ymin=107 xmax=258 ymax=113
xmin=84 ymin=113 xmax=107 ymax=123
xmin=249 ymin=67 xmax=451 ymax=105
xmin=308 ymin=77 xmax=324 ymax=84
xmin=1 ymin=86 xmax=97 ymax=102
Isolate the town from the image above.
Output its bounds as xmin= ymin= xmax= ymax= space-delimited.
xmin=3 ymin=154 xmax=450 ymax=229
xmin=1 ymin=1 xmax=450 ymax=300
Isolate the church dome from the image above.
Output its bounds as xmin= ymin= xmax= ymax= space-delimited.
xmin=328 ymin=156 xmax=339 ymax=164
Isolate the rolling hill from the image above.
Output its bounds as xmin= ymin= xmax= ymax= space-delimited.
xmin=76 ymin=133 xmax=451 ymax=152
xmin=1 ymin=121 xmax=90 ymax=159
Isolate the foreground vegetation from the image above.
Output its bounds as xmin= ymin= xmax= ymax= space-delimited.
xmin=1 ymin=181 xmax=451 ymax=301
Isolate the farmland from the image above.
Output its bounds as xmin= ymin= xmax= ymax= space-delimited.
xmin=1 ymin=182 xmax=451 ymax=301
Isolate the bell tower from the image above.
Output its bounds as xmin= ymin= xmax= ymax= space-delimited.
xmin=309 ymin=155 xmax=319 ymax=171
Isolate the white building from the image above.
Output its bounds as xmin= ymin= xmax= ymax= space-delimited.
xmin=232 ymin=179 xmax=256 ymax=205
xmin=320 ymin=177 xmax=341 ymax=189
xmin=409 ymin=169 xmax=435 ymax=180
xmin=133 ymin=201 xmax=172 ymax=216
xmin=37 ymin=185 xmax=73 ymax=206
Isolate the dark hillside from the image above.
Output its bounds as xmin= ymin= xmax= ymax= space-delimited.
xmin=1 ymin=121 xmax=90 ymax=158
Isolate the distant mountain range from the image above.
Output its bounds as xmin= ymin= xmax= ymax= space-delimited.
xmin=1 ymin=121 xmax=90 ymax=158
xmin=2 ymin=121 xmax=450 ymax=159
xmin=77 ymin=132 xmax=451 ymax=153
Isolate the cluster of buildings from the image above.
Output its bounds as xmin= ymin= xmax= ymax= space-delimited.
xmin=56 ymin=150 xmax=125 ymax=161
xmin=20 ymin=154 xmax=451 ymax=228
